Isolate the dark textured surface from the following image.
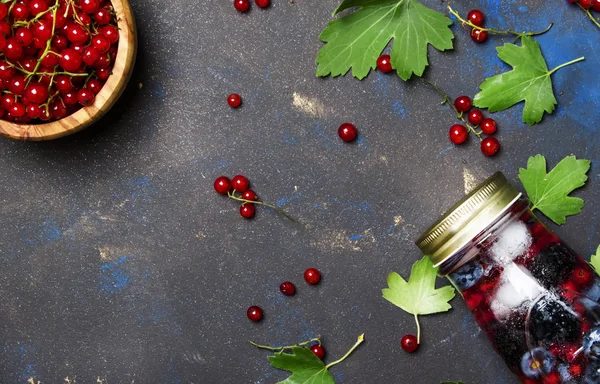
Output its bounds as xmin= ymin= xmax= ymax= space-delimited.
xmin=0 ymin=0 xmax=598 ymax=383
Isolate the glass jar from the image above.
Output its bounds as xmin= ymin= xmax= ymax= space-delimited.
xmin=416 ymin=172 xmax=600 ymax=384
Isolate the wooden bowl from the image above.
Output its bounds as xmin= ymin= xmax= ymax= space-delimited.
xmin=0 ymin=0 xmax=137 ymax=141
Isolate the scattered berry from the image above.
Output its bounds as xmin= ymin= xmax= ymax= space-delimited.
xmin=234 ymin=0 xmax=251 ymax=12
xmin=279 ymin=282 xmax=296 ymax=296
xmin=471 ymin=28 xmax=488 ymax=43
xmin=214 ymin=176 xmax=232 ymax=194
xmin=247 ymin=306 xmax=263 ymax=322
xmin=240 ymin=204 xmax=256 ymax=219
xmin=401 ymin=334 xmax=418 ymax=353
xmin=467 ymin=10 xmax=485 ymax=27
xmin=304 ymin=268 xmax=321 ymax=285
xmin=480 ymin=136 xmax=500 ymax=156
xmin=580 ymin=0 xmax=593 ymax=8
xmin=449 ymin=124 xmax=468 ymax=145
xmin=480 ymin=118 xmax=497 ymax=135
xmin=255 ymin=0 xmax=270 ymax=8
xmin=232 ymin=175 xmax=250 ymax=192
xmin=376 ymin=54 xmax=392 ymax=73
xmin=311 ymin=344 xmax=326 ymax=360
xmin=454 ymin=96 xmax=472 ymax=113
xmin=227 ymin=93 xmax=242 ymax=108
xmin=338 ymin=122 xmax=358 ymax=142
xmin=467 ymin=109 xmax=484 ymax=126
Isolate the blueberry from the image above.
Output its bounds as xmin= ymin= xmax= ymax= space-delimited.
xmin=529 ymin=243 xmax=577 ymax=288
xmin=528 ymin=294 xmax=581 ymax=345
xmin=585 ymin=362 xmax=600 ymax=384
xmin=586 ymin=278 xmax=600 ymax=302
xmin=520 ymin=347 xmax=555 ymax=379
xmin=583 ymin=328 xmax=600 ymax=361
xmin=557 ymin=364 xmax=572 ymax=382
xmin=449 ymin=260 xmax=484 ymax=291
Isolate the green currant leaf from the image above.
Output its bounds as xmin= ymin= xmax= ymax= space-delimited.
xmin=589 ymin=246 xmax=600 ymax=273
xmin=382 ymin=256 xmax=455 ymax=317
xmin=518 ymin=155 xmax=591 ymax=225
xmin=473 ymin=36 xmax=584 ymax=125
xmin=316 ymin=0 xmax=454 ymax=80
xmin=268 ymin=347 xmax=335 ymax=384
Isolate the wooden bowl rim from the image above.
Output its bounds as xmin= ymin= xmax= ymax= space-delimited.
xmin=0 ymin=0 xmax=137 ymax=141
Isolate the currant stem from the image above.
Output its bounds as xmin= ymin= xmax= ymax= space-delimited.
xmin=249 ymin=336 xmax=321 ymax=352
xmin=324 ymin=334 xmax=365 ymax=370
xmin=420 ymin=78 xmax=483 ymax=140
xmin=548 ymin=57 xmax=585 ymax=75
xmin=447 ymin=5 xmax=553 ymax=38
xmin=31 ymin=0 xmax=60 ymax=78
xmin=227 ymin=191 xmax=297 ymax=223
xmin=578 ymin=3 xmax=600 ymax=29
xmin=414 ymin=314 xmax=421 ymax=344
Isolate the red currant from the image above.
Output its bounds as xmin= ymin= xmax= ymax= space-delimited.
xmin=240 ymin=204 xmax=255 ymax=219
xmin=9 ymin=75 xmax=27 ymax=95
xmin=480 ymin=137 xmax=500 ymax=157
xmin=401 ymin=334 xmax=418 ymax=353
xmin=376 ymin=54 xmax=392 ymax=73
xmin=11 ymin=2 xmax=30 ymax=20
xmin=94 ymin=53 xmax=111 ymax=69
xmin=0 ymin=3 xmax=7 ymax=19
xmin=77 ymin=88 xmax=96 ymax=107
xmin=227 ymin=93 xmax=242 ymax=108
xmin=26 ymin=83 xmax=49 ymax=104
xmin=234 ymin=0 xmax=251 ymax=12
xmin=50 ymin=100 xmax=68 ymax=119
xmin=26 ymin=104 xmax=42 ymax=119
xmin=311 ymin=344 xmax=326 ymax=360
xmin=213 ymin=176 xmax=232 ymax=194
xmin=232 ymin=175 xmax=250 ymax=192
xmin=480 ymin=118 xmax=497 ymax=135
xmin=449 ymin=124 xmax=468 ymax=145
xmin=593 ymin=0 xmax=600 ymax=11
xmin=59 ymin=48 xmax=83 ymax=72
xmin=55 ymin=74 xmax=73 ymax=92
xmin=467 ymin=109 xmax=484 ymax=126
xmin=96 ymin=67 xmax=111 ymax=81
xmin=62 ymin=92 xmax=78 ymax=106
xmin=66 ymin=22 xmax=90 ymax=45
xmin=247 ymin=306 xmax=263 ymax=322
xmin=3 ymin=38 xmax=23 ymax=61
xmin=467 ymin=10 xmax=485 ymax=26
xmin=100 ymin=25 xmax=119 ymax=44
xmin=542 ymin=372 xmax=560 ymax=384
xmin=569 ymin=364 xmax=584 ymax=377
xmin=255 ymin=0 xmax=270 ymax=8
xmin=10 ymin=102 xmax=26 ymax=118
xmin=242 ymin=189 xmax=258 ymax=201
xmin=471 ymin=28 xmax=488 ymax=43
xmin=87 ymin=79 xmax=104 ymax=95
xmin=82 ymin=46 xmax=101 ymax=66
xmin=572 ymin=266 xmax=593 ymax=288
xmin=279 ymin=282 xmax=296 ymax=296
xmin=80 ymin=0 xmax=100 ymax=14
xmin=92 ymin=35 xmax=111 ymax=54
xmin=0 ymin=60 xmax=14 ymax=80
xmin=15 ymin=27 xmax=34 ymax=47
xmin=338 ymin=122 xmax=358 ymax=142
xmin=94 ymin=7 xmax=112 ymax=25
xmin=453 ymin=96 xmax=472 ymax=113
xmin=580 ymin=0 xmax=594 ymax=8
xmin=304 ymin=268 xmax=321 ymax=285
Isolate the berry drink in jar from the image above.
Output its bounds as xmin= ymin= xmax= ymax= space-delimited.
xmin=416 ymin=172 xmax=600 ymax=383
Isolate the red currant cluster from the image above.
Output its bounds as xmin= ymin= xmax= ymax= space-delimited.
xmin=568 ymin=0 xmax=600 ymax=11
xmin=234 ymin=0 xmax=270 ymax=13
xmin=466 ymin=9 xmax=488 ymax=43
xmin=0 ymin=0 xmax=119 ymax=123
xmin=450 ymin=95 xmax=500 ymax=157
xmin=214 ymin=174 xmax=258 ymax=219
xmin=247 ymin=268 xmax=324 ymax=358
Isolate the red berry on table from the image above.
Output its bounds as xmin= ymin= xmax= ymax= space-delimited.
xmin=480 ymin=118 xmax=497 ymax=135
xmin=227 ymin=93 xmax=242 ymax=108
xmin=213 ymin=176 xmax=232 ymax=194
xmin=234 ymin=0 xmax=251 ymax=12
xmin=401 ymin=334 xmax=419 ymax=353
xmin=468 ymin=109 xmax=484 ymax=126
xmin=449 ymin=124 xmax=468 ymax=145
xmin=480 ymin=137 xmax=500 ymax=156
xmin=304 ymin=268 xmax=321 ymax=285
xmin=593 ymin=0 xmax=600 ymax=11
xmin=580 ymin=0 xmax=593 ymax=8
xmin=572 ymin=266 xmax=593 ymax=288
xmin=471 ymin=28 xmax=488 ymax=43
xmin=255 ymin=0 xmax=270 ymax=8
xmin=242 ymin=189 xmax=258 ymax=201
xmin=247 ymin=306 xmax=263 ymax=322
xmin=231 ymin=175 xmax=250 ymax=192
xmin=279 ymin=282 xmax=296 ymax=296
xmin=338 ymin=122 xmax=358 ymax=142
xmin=376 ymin=54 xmax=392 ymax=73
xmin=311 ymin=344 xmax=326 ymax=360
xmin=454 ymin=96 xmax=472 ymax=113
xmin=467 ymin=10 xmax=485 ymax=27
xmin=240 ymin=204 xmax=256 ymax=219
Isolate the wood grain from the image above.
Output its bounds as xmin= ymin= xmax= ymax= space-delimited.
xmin=0 ymin=0 xmax=137 ymax=141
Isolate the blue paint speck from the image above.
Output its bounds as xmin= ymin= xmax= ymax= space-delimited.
xmin=99 ymin=256 xmax=132 ymax=295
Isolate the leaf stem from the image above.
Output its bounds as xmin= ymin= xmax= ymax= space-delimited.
xmin=325 ymin=334 xmax=365 ymax=370
xmin=414 ymin=314 xmax=421 ymax=344
xmin=227 ymin=191 xmax=297 ymax=223
xmin=548 ymin=57 xmax=585 ymax=76
xmin=249 ymin=336 xmax=321 ymax=352
xmin=447 ymin=5 xmax=553 ymax=38
xmin=578 ymin=3 xmax=600 ymax=29
xmin=420 ymin=78 xmax=483 ymax=140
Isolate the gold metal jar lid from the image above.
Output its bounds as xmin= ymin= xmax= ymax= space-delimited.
xmin=415 ymin=172 xmax=521 ymax=267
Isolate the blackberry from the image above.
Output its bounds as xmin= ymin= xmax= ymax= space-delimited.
xmin=583 ymin=328 xmax=600 ymax=361
xmin=528 ymin=295 xmax=581 ymax=345
xmin=520 ymin=347 xmax=555 ymax=379
xmin=450 ymin=260 xmax=484 ymax=291
xmin=528 ymin=243 xmax=577 ymax=288
xmin=490 ymin=313 xmax=529 ymax=370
